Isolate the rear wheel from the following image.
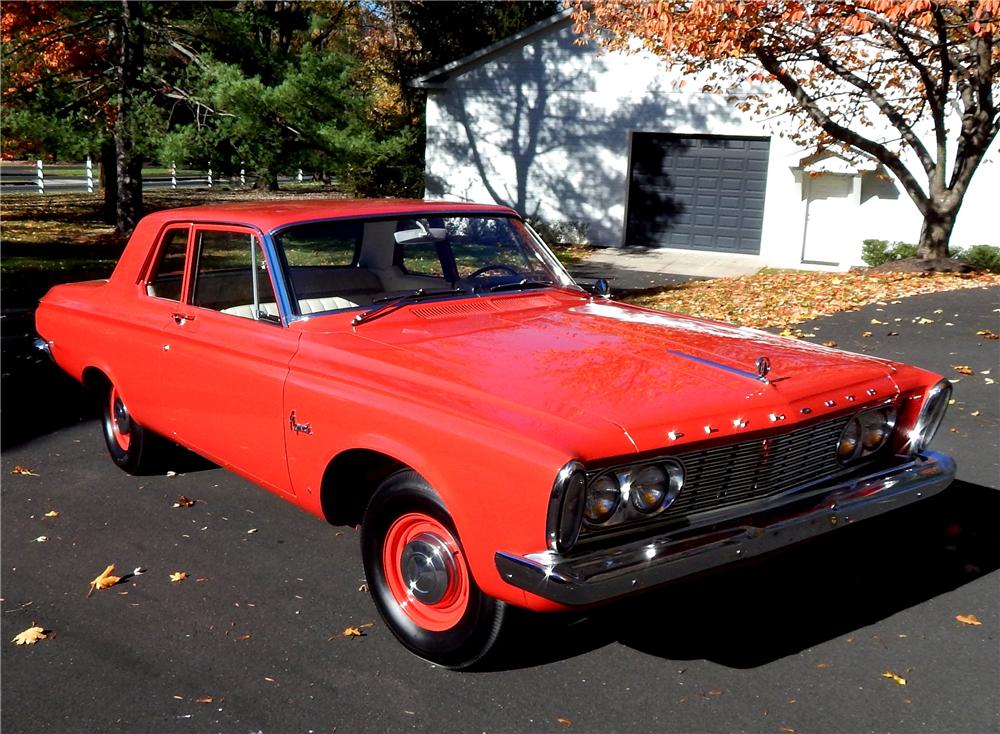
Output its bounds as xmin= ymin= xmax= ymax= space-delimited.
xmin=101 ymin=385 xmax=160 ymax=474
xmin=361 ymin=470 xmax=505 ymax=669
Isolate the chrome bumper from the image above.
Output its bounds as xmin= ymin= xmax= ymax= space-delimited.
xmin=495 ymin=451 xmax=956 ymax=606
xmin=32 ymin=337 xmax=54 ymax=362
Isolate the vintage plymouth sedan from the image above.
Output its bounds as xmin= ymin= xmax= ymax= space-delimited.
xmin=35 ymin=199 xmax=955 ymax=667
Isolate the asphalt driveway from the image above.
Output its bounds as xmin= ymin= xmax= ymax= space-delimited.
xmin=2 ymin=286 xmax=997 ymax=733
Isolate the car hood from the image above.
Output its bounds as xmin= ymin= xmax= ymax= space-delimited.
xmin=298 ymin=294 xmax=902 ymax=458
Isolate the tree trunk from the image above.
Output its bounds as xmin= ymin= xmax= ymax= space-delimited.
xmin=114 ymin=0 xmax=145 ymax=236
xmin=917 ymin=206 xmax=957 ymax=259
xmin=101 ymin=139 xmax=118 ymax=226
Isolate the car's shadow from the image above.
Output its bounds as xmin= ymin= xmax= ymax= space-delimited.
xmin=484 ymin=480 xmax=1000 ymax=671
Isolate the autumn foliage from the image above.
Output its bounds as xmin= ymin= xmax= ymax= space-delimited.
xmin=573 ymin=1 xmax=1000 ymax=259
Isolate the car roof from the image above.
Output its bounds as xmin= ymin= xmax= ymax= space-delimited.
xmin=139 ymin=198 xmax=520 ymax=233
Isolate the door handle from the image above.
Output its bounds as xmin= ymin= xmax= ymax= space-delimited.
xmin=171 ymin=312 xmax=195 ymax=325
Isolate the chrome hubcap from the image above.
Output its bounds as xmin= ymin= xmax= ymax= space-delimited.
xmin=113 ymin=397 xmax=131 ymax=434
xmin=400 ymin=532 xmax=456 ymax=605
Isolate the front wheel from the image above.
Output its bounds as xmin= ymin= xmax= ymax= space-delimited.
xmin=361 ymin=470 xmax=505 ymax=669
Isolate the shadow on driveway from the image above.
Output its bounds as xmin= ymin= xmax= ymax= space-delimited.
xmin=486 ymin=479 xmax=999 ymax=671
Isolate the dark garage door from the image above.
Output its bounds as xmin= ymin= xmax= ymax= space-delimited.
xmin=625 ymin=133 xmax=770 ymax=254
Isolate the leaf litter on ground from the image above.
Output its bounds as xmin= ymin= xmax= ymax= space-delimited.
xmin=627 ymin=271 xmax=1000 ymax=331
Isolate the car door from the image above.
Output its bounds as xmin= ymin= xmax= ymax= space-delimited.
xmin=161 ymin=225 xmax=300 ymax=497
xmin=120 ymin=223 xmax=195 ymax=437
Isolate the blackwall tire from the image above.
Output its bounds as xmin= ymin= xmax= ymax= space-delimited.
xmin=361 ymin=469 xmax=506 ymax=669
xmin=100 ymin=384 xmax=160 ymax=475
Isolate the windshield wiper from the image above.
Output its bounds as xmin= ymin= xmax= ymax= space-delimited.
xmin=352 ymin=287 xmax=472 ymax=326
xmin=487 ymin=279 xmax=554 ymax=293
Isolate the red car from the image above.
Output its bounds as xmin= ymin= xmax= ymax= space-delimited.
xmin=35 ymin=199 xmax=955 ymax=668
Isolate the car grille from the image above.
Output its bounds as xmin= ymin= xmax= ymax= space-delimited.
xmin=664 ymin=415 xmax=853 ymax=520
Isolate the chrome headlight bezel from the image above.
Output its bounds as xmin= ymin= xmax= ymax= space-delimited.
xmin=910 ymin=380 xmax=952 ymax=453
xmin=547 ymin=461 xmax=586 ymax=553
xmin=837 ymin=405 xmax=896 ymax=463
xmin=580 ymin=460 xmax=685 ymax=531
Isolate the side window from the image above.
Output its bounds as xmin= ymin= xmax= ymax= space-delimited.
xmin=191 ymin=229 xmax=280 ymax=322
xmin=147 ymin=228 xmax=189 ymax=300
xmin=400 ymin=241 xmax=445 ymax=278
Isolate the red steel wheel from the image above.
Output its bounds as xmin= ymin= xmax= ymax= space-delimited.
xmin=108 ymin=386 xmax=132 ymax=451
xmin=361 ymin=469 xmax=506 ymax=668
xmin=382 ymin=512 xmax=471 ymax=632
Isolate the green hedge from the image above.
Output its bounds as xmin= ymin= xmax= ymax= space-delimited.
xmin=862 ymin=239 xmax=1000 ymax=273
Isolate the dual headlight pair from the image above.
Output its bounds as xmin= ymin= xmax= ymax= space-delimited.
xmin=548 ymin=460 xmax=684 ymax=553
xmin=550 ymin=381 xmax=951 ymax=554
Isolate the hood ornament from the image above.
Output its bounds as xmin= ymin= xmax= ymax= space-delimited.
xmin=755 ymin=356 xmax=771 ymax=382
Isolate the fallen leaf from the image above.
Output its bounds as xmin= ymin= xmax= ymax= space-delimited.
xmin=862 ymin=331 xmax=873 ymax=337
xmin=235 ymin=634 xmax=252 ymax=641
xmin=169 ymin=571 xmax=188 ymax=583
xmin=341 ymin=623 xmax=374 ymax=638
xmin=956 ymin=614 xmax=982 ymax=626
xmin=89 ymin=564 xmax=121 ymax=595
xmin=870 ymin=318 xmax=885 ymax=325
xmin=821 ymin=340 xmax=837 ymax=347
xmin=886 ymin=331 xmax=899 ymax=336
xmin=11 ymin=625 xmax=48 ymax=645
xmin=779 ymin=727 xmax=797 ymax=733
xmin=33 ymin=536 xmax=48 ymax=543
xmin=981 ymin=369 xmax=992 ymax=375
xmin=916 ymin=317 xmax=934 ymax=325
xmin=953 ymin=365 xmax=974 ymax=375
xmin=133 ymin=567 xmax=146 ymax=575
xmin=247 ymin=528 xmax=258 ymax=534
xmin=557 ymin=718 xmax=572 ymax=727
xmin=195 ymin=696 xmax=214 ymax=704
xmin=165 ymin=471 xmax=177 ymax=477
xmin=11 ymin=466 xmax=39 ymax=476
xmin=172 ymin=496 xmax=196 ymax=508
xmin=43 ymin=511 xmax=59 ymax=518
xmin=704 ymin=690 xmax=723 ymax=697
xmin=882 ymin=671 xmax=907 ymax=686
xmin=986 ymin=378 xmax=995 ymax=385
xmin=975 ymin=329 xmax=998 ymax=340
xmin=971 ymin=410 xmax=981 ymax=417
xmin=816 ymin=662 xmax=829 ymax=669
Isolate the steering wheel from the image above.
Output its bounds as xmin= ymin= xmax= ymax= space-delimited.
xmin=468 ymin=263 xmax=520 ymax=279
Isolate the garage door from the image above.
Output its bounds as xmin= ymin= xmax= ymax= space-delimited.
xmin=625 ymin=133 xmax=770 ymax=254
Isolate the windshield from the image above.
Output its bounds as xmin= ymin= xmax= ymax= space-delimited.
xmin=273 ymin=214 xmax=578 ymax=318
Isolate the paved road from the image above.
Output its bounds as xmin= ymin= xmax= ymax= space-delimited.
xmin=2 ymin=287 xmax=997 ymax=733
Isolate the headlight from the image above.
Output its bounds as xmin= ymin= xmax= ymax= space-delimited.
xmin=547 ymin=461 xmax=585 ymax=553
xmin=910 ymin=380 xmax=951 ymax=453
xmin=584 ymin=473 xmax=620 ymax=524
xmin=630 ymin=462 xmax=683 ymax=514
xmin=838 ymin=406 xmax=896 ymax=463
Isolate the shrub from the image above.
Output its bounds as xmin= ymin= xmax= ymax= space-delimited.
xmin=955 ymin=244 xmax=1000 ymax=273
xmin=525 ymin=217 xmax=591 ymax=246
xmin=861 ymin=239 xmax=917 ymax=266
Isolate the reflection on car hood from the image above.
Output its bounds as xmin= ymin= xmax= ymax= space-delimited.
xmin=303 ymin=294 xmax=902 ymax=458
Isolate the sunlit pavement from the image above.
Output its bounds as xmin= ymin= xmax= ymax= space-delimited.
xmin=2 ymin=287 xmax=997 ymax=733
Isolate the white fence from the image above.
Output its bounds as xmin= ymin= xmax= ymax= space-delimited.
xmin=0 ymin=160 xmax=307 ymax=194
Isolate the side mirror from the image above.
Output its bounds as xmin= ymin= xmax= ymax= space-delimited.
xmin=594 ymin=278 xmax=611 ymax=299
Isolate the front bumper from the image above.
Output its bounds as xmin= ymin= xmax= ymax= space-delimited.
xmin=495 ymin=451 xmax=955 ymax=606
